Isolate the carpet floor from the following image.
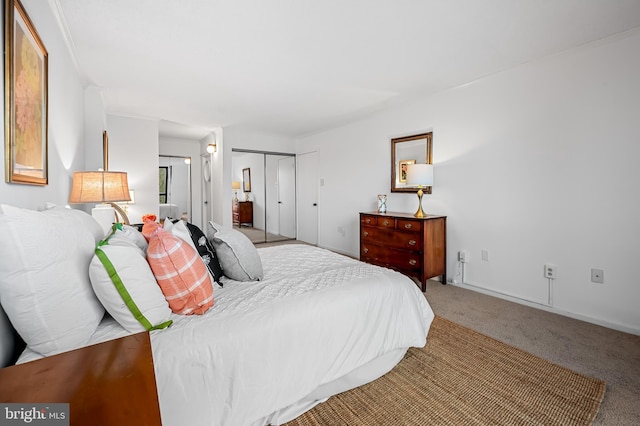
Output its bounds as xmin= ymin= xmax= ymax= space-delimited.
xmin=285 ymin=316 xmax=605 ymax=426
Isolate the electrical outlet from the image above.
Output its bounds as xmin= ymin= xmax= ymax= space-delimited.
xmin=544 ymin=264 xmax=557 ymax=279
xmin=458 ymin=250 xmax=469 ymax=263
xmin=591 ymin=268 xmax=604 ymax=284
xmin=481 ymin=250 xmax=489 ymax=261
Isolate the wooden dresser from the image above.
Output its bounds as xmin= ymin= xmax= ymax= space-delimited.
xmin=232 ymin=201 xmax=253 ymax=227
xmin=360 ymin=211 xmax=446 ymax=291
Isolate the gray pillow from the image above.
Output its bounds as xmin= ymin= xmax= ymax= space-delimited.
xmin=206 ymin=221 xmax=263 ymax=281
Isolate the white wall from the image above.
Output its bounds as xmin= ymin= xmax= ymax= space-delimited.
xmin=106 ymin=115 xmax=159 ymax=225
xmin=84 ymin=86 xmax=107 ymax=173
xmin=0 ymin=0 xmax=87 ymax=210
xmin=296 ymin=31 xmax=640 ymax=335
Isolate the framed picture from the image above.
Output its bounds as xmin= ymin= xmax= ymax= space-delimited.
xmin=391 ymin=132 xmax=433 ymax=193
xmin=399 ymin=159 xmax=416 ymax=183
xmin=103 ymin=130 xmax=109 ymax=171
xmin=242 ymin=168 xmax=251 ymax=192
xmin=4 ymin=0 xmax=48 ymax=185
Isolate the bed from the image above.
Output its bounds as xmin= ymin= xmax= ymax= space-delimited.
xmin=0 ymin=205 xmax=434 ymax=426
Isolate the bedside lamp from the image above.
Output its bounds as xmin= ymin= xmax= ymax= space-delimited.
xmin=118 ymin=190 xmax=136 ymax=215
xmin=232 ymin=181 xmax=241 ymax=202
xmin=69 ymin=171 xmax=132 ymax=233
xmin=406 ymin=163 xmax=433 ymax=218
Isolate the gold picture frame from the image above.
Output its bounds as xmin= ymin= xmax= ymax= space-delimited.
xmin=103 ymin=130 xmax=109 ymax=171
xmin=4 ymin=0 xmax=48 ymax=185
xmin=391 ymin=132 xmax=433 ymax=193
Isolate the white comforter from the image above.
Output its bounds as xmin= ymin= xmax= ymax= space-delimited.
xmin=20 ymin=245 xmax=434 ymax=425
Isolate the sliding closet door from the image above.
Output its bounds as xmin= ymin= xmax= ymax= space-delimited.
xmin=277 ymin=156 xmax=296 ymax=238
xmin=232 ymin=150 xmax=296 ymax=244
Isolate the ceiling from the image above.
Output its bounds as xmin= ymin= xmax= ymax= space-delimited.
xmin=54 ymin=0 xmax=640 ymax=140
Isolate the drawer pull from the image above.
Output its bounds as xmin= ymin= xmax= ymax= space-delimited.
xmin=365 ymin=219 xmax=372 ymax=224
xmin=383 ymin=220 xmax=390 ymax=226
xmin=408 ymin=240 xmax=417 ymax=246
xmin=363 ymin=248 xmax=369 ymax=254
xmin=363 ymin=231 xmax=369 ymax=237
xmin=409 ymin=259 xmax=417 ymax=266
xmin=404 ymin=223 xmax=413 ymax=229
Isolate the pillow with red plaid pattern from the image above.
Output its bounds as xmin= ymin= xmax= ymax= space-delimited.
xmin=142 ymin=220 xmax=214 ymax=315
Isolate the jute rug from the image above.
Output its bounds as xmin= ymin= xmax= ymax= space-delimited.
xmin=285 ymin=316 xmax=606 ymax=426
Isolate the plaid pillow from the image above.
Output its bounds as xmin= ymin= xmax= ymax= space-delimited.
xmin=143 ymin=220 xmax=214 ymax=315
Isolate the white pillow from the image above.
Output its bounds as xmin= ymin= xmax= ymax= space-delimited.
xmin=206 ymin=221 xmax=263 ymax=281
xmin=90 ymin=229 xmax=172 ymax=333
xmin=0 ymin=205 xmax=105 ymax=356
xmin=120 ymin=224 xmax=148 ymax=253
xmin=163 ymin=219 xmax=196 ymax=250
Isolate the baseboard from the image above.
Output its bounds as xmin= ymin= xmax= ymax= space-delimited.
xmin=451 ymin=281 xmax=640 ymax=337
xmin=316 ymin=243 xmax=358 ymax=260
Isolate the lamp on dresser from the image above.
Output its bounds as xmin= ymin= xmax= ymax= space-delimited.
xmin=405 ymin=163 xmax=433 ymax=218
xmin=69 ymin=171 xmax=132 ymax=233
xmin=232 ymin=181 xmax=241 ymax=202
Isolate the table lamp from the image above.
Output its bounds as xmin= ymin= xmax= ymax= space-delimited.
xmin=69 ymin=171 xmax=132 ymax=233
xmin=232 ymin=181 xmax=241 ymax=202
xmin=405 ymin=164 xmax=433 ymax=218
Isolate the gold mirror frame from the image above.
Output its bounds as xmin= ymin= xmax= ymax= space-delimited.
xmin=391 ymin=132 xmax=433 ymax=193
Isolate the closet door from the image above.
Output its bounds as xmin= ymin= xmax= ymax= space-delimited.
xmin=297 ymin=152 xmax=318 ymax=245
xmin=277 ymin=156 xmax=296 ymax=238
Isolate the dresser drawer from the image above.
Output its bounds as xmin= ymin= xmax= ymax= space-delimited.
xmin=377 ymin=216 xmax=395 ymax=229
xmin=397 ymin=219 xmax=422 ymax=233
xmin=361 ymin=227 xmax=422 ymax=251
xmin=360 ymin=215 xmax=378 ymax=226
xmin=361 ymin=243 xmax=422 ymax=271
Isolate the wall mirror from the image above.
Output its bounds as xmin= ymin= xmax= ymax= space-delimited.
xmin=232 ymin=150 xmax=296 ymax=244
xmin=391 ymin=132 xmax=433 ymax=193
xmin=242 ymin=168 xmax=251 ymax=192
xmin=159 ymin=155 xmax=192 ymax=221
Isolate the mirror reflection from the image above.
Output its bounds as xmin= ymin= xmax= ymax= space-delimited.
xmin=391 ymin=132 xmax=433 ymax=193
xmin=159 ymin=155 xmax=192 ymax=221
xmin=231 ymin=150 xmax=296 ymax=244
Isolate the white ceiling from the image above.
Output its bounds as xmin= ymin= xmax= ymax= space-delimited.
xmin=54 ymin=0 xmax=640 ymax=140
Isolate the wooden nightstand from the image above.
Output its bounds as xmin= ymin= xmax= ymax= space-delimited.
xmin=360 ymin=211 xmax=447 ymax=291
xmin=0 ymin=332 xmax=161 ymax=425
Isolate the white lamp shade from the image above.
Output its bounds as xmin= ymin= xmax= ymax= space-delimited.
xmin=231 ymin=181 xmax=241 ymax=190
xmin=406 ymin=164 xmax=434 ymax=186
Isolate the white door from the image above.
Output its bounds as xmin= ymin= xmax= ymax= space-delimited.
xmin=201 ymin=154 xmax=212 ymax=230
xmin=297 ymin=152 xmax=318 ymax=245
xmin=278 ymin=157 xmax=296 ymax=238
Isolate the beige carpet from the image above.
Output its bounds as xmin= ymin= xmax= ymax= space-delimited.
xmin=286 ymin=317 xmax=606 ymax=426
